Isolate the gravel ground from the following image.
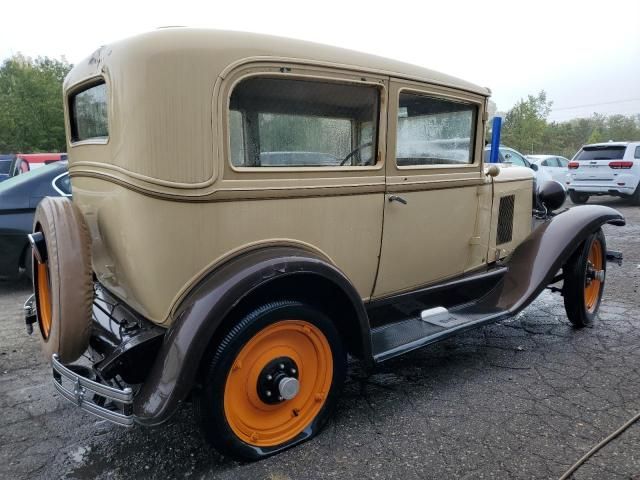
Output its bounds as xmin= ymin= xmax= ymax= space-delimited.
xmin=0 ymin=197 xmax=639 ymax=480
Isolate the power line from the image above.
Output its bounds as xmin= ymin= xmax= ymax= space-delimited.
xmin=551 ymin=97 xmax=640 ymax=112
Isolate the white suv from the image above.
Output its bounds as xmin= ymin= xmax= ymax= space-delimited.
xmin=567 ymin=141 xmax=640 ymax=205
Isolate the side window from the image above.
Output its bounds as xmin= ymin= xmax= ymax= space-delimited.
xmin=53 ymin=174 xmax=72 ymax=196
xmin=635 ymin=146 xmax=640 ymax=159
xmin=504 ymin=150 xmax=527 ymax=167
xmin=541 ymin=159 xmax=549 ymax=167
xmin=396 ymin=92 xmax=477 ymax=167
xmin=546 ymin=158 xmax=560 ymax=167
xmin=69 ymin=81 xmax=108 ymax=142
xmin=557 ymin=157 xmax=569 ymax=167
xmin=229 ymin=77 xmax=379 ymax=167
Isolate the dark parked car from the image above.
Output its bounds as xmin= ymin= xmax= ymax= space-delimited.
xmin=0 ymin=161 xmax=70 ymax=279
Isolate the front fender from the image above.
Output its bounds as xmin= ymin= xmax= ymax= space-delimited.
xmin=132 ymin=246 xmax=370 ymax=426
xmin=497 ymin=205 xmax=624 ymax=313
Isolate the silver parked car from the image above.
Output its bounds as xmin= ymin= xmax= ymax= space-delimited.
xmin=527 ymin=155 xmax=570 ymax=186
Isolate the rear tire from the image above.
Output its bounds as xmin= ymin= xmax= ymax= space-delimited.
xmin=569 ymin=191 xmax=589 ymax=204
xmin=194 ymin=300 xmax=346 ymax=461
xmin=563 ymin=229 xmax=606 ymax=327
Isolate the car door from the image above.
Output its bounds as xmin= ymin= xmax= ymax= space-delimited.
xmin=373 ymin=79 xmax=489 ymax=297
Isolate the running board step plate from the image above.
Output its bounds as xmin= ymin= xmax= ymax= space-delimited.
xmin=371 ymin=308 xmax=507 ymax=363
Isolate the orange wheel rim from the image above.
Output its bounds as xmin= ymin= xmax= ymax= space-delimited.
xmin=223 ymin=320 xmax=333 ymax=447
xmin=36 ymin=260 xmax=53 ymax=339
xmin=584 ymin=239 xmax=603 ymax=313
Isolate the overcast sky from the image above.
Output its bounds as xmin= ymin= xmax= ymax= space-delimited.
xmin=2 ymin=0 xmax=639 ymax=121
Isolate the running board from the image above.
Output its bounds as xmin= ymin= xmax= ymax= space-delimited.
xmin=371 ymin=307 xmax=507 ymax=363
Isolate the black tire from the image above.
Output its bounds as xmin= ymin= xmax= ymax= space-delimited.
xmin=194 ymin=300 xmax=347 ymax=461
xmin=563 ymin=229 xmax=606 ymax=327
xmin=569 ymin=191 xmax=589 ymax=204
xmin=630 ymin=184 xmax=640 ymax=206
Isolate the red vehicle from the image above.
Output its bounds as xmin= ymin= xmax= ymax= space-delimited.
xmin=16 ymin=153 xmax=67 ymax=172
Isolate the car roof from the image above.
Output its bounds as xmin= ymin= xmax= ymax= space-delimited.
xmin=582 ymin=141 xmax=638 ymax=148
xmin=65 ymin=28 xmax=490 ymax=97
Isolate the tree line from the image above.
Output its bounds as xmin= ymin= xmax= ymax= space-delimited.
xmin=499 ymin=91 xmax=640 ymax=159
xmin=0 ymin=54 xmax=71 ymax=153
xmin=0 ymin=54 xmax=638 ymax=158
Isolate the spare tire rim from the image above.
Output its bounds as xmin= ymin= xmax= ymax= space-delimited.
xmin=223 ymin=320 xmax=333 ymax=447
xmin=584 ymin=239 xmax=603 ymax=313
xmin=35 ymin=258 xmax=53 ymax=339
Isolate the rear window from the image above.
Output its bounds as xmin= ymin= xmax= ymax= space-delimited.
xmin=70 ymin=81 xmax=108 ymax=142
xmin=575 ymin=146 xmax=626 ymax=160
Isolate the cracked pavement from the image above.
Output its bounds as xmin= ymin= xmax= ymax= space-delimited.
xmin=1 ymin=197 xmax=639 ymax=479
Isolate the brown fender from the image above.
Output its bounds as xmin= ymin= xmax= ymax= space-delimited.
xmin=495 ymin=205 xmax=624 ymax=314
xmin=132 ymin=246 xmax=371 ymax=425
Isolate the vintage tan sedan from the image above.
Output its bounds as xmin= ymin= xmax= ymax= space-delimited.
xmin=25 ymin=28 xmax=624 ymax=460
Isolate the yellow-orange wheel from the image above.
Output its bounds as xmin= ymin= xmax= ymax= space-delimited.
xmin=224 ymin=320 xmax=333 ymax=447
xmin=35 ymin=260 xmax=53 ymax=339
xmin=195 ymin=301 xmax=346 ymax=461
xmin=584 ymin=239 xmax=603 ymax=313
xmin=563 ymin=229 xmax=607 ymax=327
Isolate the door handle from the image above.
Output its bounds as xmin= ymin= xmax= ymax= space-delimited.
xmin=388 ymin=195 xmax=408 ymax=205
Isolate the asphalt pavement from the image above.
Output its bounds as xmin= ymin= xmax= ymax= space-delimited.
xmin=0 ymin=197 xmax=639 ymax=479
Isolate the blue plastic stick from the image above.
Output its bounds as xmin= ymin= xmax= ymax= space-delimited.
xmin=489 ymin=116 xmax=502 ymax=163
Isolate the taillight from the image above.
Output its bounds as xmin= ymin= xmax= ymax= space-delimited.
xmin=568 ymin=162 xmax=579 ymax=169
xmin=609 ymin=161 xmax=634 ymax=169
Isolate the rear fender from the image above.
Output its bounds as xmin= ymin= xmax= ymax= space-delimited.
xmin=497 ymin=205 xmax=624 ymax=313
xmin=132 ymin=246 xmax=370 ymax=425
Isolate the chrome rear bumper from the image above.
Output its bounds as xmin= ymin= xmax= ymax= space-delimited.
xmin=52 ymin=353 xmax=134 ymax=427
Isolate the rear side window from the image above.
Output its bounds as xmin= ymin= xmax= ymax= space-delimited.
xmin=53 ymin=173 xmax=72 ymax=195
xmin=70 ymin=81 xmax=108 ymax=142
xmin=575 ymin=146 xmax=626 ymax=160
xmin=229 ymin=77 xmax=379 ymax=167
xmin=396 ymin=92 xmax=477 ymax=167
xmin=635 ymin=146 xmax=640 ymax=159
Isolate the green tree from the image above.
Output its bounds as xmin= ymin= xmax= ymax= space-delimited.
xmin=501 ymin=90 xmax=552 ymax=154
xmin=0 ymin=54 xmax=72 ymax=153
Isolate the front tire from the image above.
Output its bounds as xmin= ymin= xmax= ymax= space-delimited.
xmin=194 ymin=301 xmax=346 ymax=461
xmin=563 ymin=229 xmax=606 ymax=327
xmin=569 ymin=191 xmax=589 ymax=204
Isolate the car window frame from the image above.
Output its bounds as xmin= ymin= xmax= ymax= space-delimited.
xmin=66 ymin=76 xmax=110 ymax=147
xmin=224 ymin=71 xmax=386 ymax=174
xmin=52 ymin=172 xmax=72 ymax=197
xmin=393 ymin=87 xmax=480 ymax=171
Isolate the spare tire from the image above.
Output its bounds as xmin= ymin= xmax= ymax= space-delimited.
xmin=32 ymin=197 xmax=93 ymax=363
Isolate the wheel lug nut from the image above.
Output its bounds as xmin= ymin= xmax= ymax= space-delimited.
xmin=290 ymin=368 xmax=297 ymax=375
xmin=266 ymin=390 xmax=271 ymax=397
xmin=279 ymin=363 xmax=285 ymax=370
xmin=266 ymin=374 xmax=273 ymax=381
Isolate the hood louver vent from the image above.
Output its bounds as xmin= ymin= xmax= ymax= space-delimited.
xmin=497 ymin=195 xmax=515 ymax=245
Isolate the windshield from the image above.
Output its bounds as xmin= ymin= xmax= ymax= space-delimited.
xmin=575 ymin=146 xmax=626 ymax=160
xmin=0 ymin=161 xmax=66 ymax=192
